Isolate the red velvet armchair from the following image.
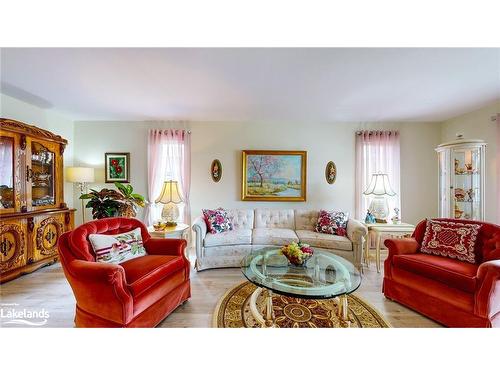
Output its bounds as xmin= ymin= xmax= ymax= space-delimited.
xmin=58 ymin=217 xmax=191 ymax=327
xmin=383 ymin=218 xmax=500 ymax=327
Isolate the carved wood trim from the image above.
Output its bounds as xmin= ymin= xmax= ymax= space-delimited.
xmin=0 ymin=224 xmax=25 ymax=272
xmin=36 ymin=216 xmax=63 ymax=256
xmin=27 ymin=217 xmax=35 ymax=232
xmin=0 ymin=118 xmax=68 ymax=145
xmin=20 ymin=134 xmax=27 ymax=150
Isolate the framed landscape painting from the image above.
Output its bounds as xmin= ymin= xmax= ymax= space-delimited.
xmin=241 ymin=150 xmax=307 ymax=201
xmin=105 ymin=152 xmax=130 ymax=183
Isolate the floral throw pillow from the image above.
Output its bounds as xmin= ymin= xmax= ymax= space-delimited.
xmin=420 ymin=220 xmax=481 ymax=264
xmin=89 ymin=227 xmax=147 ymax=264
xmin=315 ymin=210 xmax=349 ymax=237
xmin=202 ymin=208 xmax=233 ymax=234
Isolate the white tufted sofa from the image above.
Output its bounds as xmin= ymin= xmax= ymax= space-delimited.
xmin=192 ymin=208 xmax=367 ymax=271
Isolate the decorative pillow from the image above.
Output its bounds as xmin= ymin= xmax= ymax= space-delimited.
xmin=315 ymin=210 xmax=349 ymax=236
xmin=202 ymin=208 xmax=233 ymax=234
xmin=420 ymin=220 xmax=481 ymax=264
xmin=89 ymin=227 xmax=147 ymax=264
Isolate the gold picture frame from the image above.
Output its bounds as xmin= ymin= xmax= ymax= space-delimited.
xmin=241 ymin=150 xmax=307 ymax=201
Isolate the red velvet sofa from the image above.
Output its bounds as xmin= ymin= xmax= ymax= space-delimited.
xmin=383 ymin=218 xmax=500 ymax=327
xmin=58 ymin=217 xmax=191 ymax=327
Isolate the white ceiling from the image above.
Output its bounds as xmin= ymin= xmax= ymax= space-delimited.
xmin=1 ymin=48 xmax=499 ymax=122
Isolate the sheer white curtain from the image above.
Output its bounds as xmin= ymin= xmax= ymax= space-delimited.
xmin=145 ymin=126 xmax=191 ymax=227
xmin=355 ymin=130 xmax=401 ymax=220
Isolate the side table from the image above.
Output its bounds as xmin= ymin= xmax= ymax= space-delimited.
xmin=363 ymin=222 xmax=416 ymax=273
xmin=148 ymin=223 xmax=190 ymax=240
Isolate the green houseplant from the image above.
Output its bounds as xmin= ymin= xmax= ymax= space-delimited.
xmin=80 ymin=182 xmax=146 ymax=220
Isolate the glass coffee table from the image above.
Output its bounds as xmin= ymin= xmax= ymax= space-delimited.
xmin=241 ymin=246 xmax=361 ymax=327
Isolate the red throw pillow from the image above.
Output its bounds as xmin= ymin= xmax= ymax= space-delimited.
xmin=420 ymin=220 xmax=481 ymax=264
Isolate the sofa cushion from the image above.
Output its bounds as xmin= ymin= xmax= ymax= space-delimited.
xmin=254 ymin=209 xmax=295 ymax=229
xmin=121 ymin=255 xmax=185 ymax=297
xmin=204 ymin=229 xmax=253 ymax=247
xmin=295 ymin=230 xmax=352 ymax=251
xmin=315 ymin=210 xmax=349 ymax=237
xmin=202 ymin=208 xmax=233 ymax=234
xmin=252 ymin=228 xmax=299 ymax=245
xmin=393 ymin=253 xmax=478 ymax=293
xmin=421 ymin=219 xmax=481 ymax=264
xmin=227 ymin=209 xmax=254 ymax=230
xmin=294 ymin=209 xmax=319 ymax=231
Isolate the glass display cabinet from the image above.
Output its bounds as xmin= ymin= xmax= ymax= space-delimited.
xmin=0 ymin=118 xmax=75 ymax=283
xmin=436 ymin=137 xmax=486 ymax=221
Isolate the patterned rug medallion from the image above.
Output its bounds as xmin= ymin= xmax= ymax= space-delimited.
xmin=213 ymin=281 xmax=390 ymax=328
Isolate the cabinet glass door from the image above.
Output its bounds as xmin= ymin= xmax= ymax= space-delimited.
xmin=31 ymin=141 xmax=55 ymax=207
xmin=452 ymin=147 xmax=481 ymax=220
xmin=0 ymin=136 xmax=15 ymax=211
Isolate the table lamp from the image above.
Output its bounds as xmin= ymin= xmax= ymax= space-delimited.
xmin=155 ymin=180 xmax=183 ymax=224
xmin=66 ymin=167 xmax=95 ymax=223
xmin=363 ymin=172 xmax=396 ymax=223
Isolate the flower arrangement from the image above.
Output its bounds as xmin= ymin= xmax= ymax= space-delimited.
xmin=280 ymin=242 xmax=314 ymax=266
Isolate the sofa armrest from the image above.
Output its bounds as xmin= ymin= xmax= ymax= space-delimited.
xmin=475 ymin=260 xmax=500 ymax=320
xmin=346 ymin=219 xmax=368 ymax=243
xmin=346 ymin=219 xmax=368 ymax=269
xmin=384 ymin=238 xmax=420 ymax=257
xmin=192 ymin=216 xmax=207 ymax=262
xmin=144 ymin=238 xmax=187 ymax=257
xmin=68 ymin=260 xmax=133 ymax=325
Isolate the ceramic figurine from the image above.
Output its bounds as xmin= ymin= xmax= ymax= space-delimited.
xmin=365 ymin=210 xmax=376 ymax=224
xmin=392 ymin=208 xmax=401 ymax=224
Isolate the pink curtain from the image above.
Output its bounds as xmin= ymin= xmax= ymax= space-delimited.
xmin=355 ymin=130 xmax=401 ymax=220
xmin=145 ymin=127 xmax=191 ymax=227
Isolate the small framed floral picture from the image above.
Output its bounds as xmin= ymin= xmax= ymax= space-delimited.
xmin=325 ymin=161 xmax=337 ymax=184
xmin=105 ymin=152 xmax=130 ymax=183
xmin=211 ymin=159 xmax=222 ymax=182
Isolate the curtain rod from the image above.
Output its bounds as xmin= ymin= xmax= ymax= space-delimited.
xmin=154 ymin=129 xmax=191 ymax=134
xmin=355 ymin=130 xmax=399 ymax=135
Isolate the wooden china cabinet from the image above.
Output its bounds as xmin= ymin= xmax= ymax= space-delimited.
xmin=0 ymin=118 xmax=75 ymax=283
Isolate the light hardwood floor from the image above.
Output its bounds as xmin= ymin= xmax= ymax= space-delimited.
xmin=0 ymin=249 xmax=441 ymax=328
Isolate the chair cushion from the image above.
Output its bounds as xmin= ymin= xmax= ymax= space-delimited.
xmin=295 ymin=230 xmax=352 ymax=251
xmin=88 ymin=227 xmax=146 ymax=264
xmin=121 ymin=255 xmax=185 ymax=297
xmin=204 ymin=229 xmax=252 ymax=247
xmin=420 ymin=219 xmax=481 ymax=264
xmin=393 ymin=253 xmax=478 ymax=293
xmin=252 ymin=228 xmax=299 ymax=245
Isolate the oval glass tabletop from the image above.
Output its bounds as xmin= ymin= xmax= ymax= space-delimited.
xmin=241 ymin=247 xmax=361 ymax=299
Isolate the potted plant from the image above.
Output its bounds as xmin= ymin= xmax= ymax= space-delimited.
xmin=80 ymin=182 xmax=146 ymax=220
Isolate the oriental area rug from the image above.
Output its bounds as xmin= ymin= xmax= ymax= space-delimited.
xmin=213 ymin=281 xmax=390 ymax=328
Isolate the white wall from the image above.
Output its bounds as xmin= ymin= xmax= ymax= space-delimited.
xmin=74 ymin=120 xmax=441 ymax=226
xmin=0 ymin=93 xmax=75 ymax=208
xmin=441 ymin=100 xmax=500 ymax=223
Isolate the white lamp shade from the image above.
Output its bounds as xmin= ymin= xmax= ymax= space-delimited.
xmin=363 ymin=173 xmax=396 ymax=196
xmin=155 ymin=180 xmax=183 ymax=204
xmin=66 ymin=167 xmax=95 ymax=183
